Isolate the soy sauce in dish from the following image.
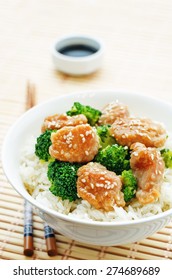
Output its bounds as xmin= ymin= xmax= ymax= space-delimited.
xmin=58 ymin=44 xmax=98 ymax=57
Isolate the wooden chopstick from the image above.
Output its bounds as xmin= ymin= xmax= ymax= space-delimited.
xmin=23 ymin=82 xmax=36 ymax=256
xmin=24 ymin=82 xmax=57 ymax=257
xmin=23 ymin=200 xmax=34 ymax=256
xmin=26 ymin=82 xmax=36 ymax=110
xmin=44 ymin=223 xmax=57 ymax=256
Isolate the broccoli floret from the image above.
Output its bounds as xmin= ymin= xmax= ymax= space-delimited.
xmin=121 ymin=170 xmax=137 ymax=202
xmin=96 ymin=125 xmax=116 ymax=149
xmin=94 ymin=144 xmax=130 ymax=175
xmin=35 ymin=130 xmax=55 ymax=161
xmin=66 ymin=102 xmax=102 ymax=126
xmin=48 ymin=160 xmax=81 ymax=201
xmin=160 ymin=148 xmax=172 ymax=168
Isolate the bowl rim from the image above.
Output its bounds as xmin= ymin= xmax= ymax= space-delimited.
xmin=2 ymin=89 xmax=172 ymax=227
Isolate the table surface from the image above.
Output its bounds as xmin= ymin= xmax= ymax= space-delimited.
xmin=1 ymin=0 xmax=172 ymax=260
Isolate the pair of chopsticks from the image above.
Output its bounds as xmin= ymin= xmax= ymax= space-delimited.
xmin=24 ymin=82 xmax=57 ymax=257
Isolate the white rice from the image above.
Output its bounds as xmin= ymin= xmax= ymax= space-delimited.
xmin=20 ymin=135 xmax=172 ymax=222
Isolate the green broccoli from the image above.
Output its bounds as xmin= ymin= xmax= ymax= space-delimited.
xmin=94 ymin=144 xmax=130 ymax=175
xmin=160 ymin=148 xmax=172 ymax=168
xmin=66 ymin=102 xmax=102 ymax=126
xmin=96 ymin=125 xmax=116 ymax=149
xmin=121 ymin=170 xmax=137 ymax=202
xmin=35 ymin=129 xmax=54 ymax=161
xmin=48 ymin=160 xmax=81 ymax=201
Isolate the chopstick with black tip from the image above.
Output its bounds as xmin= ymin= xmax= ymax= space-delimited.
xmin=23 ymin=82 xmax=35 ymax=256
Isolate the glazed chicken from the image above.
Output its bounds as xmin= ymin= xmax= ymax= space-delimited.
xmin=109 ymin=117 xmax=167 ymax=148
xmin=41 ymin=113 xmax=87 ymax=132
xmin=130 ymin=142 xmax=165 ymax=205
xmin=98 ymin=101 xmax=129 ymax=125
xmin=49 ymin=124 xmax=99 ymax=163
xmin=77 ymin=162 xmax=125 ymax=211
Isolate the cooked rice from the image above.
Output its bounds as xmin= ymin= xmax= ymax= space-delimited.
xmin=19 ymin=135 xmax=172 ymax=222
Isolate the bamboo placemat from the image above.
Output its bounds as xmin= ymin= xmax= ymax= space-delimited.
xmin=1 ymin=0 xmax=172 ymax=260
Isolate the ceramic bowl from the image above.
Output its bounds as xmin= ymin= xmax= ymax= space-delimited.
xmin=51 ymin=34 xmax=104 ymax=75
xmin=2 ymin=90 xmax=172 ymax=246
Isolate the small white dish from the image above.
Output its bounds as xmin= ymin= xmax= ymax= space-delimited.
xmin=51 ymin=34 xmax=104 ymax=75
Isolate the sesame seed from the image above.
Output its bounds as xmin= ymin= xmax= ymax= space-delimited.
xmin=81 ymin=179 xmax=86 ymax=183
xmin=117 ymin=120 xmax=123 ymax=125
xmin=102 ymin=171 xmax=107 ymax=174
xmin=105 ymin=180 xmax=111 ymax=185
xmin=150 ymin=154 xmax=154 ymax=160
xmin=55 ymin=124 xmax=61 ymax=128
xmin=85 ymin=130 xmax=92 ymax=136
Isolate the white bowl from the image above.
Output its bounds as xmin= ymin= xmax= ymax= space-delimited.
xmin=2 ymin=90 xmax=172 ymax=246
xmin=51 ymin=34 xmax=104 ymax=75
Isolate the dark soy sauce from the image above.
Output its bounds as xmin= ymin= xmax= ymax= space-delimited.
xmin=58 ymin=44 xmax=98 ymax=57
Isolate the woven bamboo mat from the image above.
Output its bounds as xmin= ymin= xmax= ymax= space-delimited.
xmin=1 ymin=0 xmax=172 ymax=260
